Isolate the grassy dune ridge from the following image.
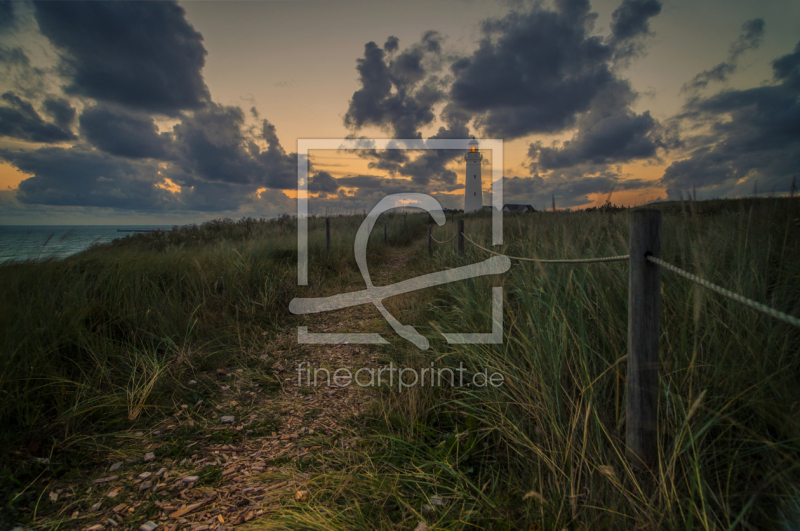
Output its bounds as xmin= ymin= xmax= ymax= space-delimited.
xmin=2 ymin=198 xmax=799 ymax=529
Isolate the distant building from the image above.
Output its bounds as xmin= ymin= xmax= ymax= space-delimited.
xmin=502 ymin=204 xmax=535 ymax=213
xmin=464 ymin=138 xmax=482 ymax=213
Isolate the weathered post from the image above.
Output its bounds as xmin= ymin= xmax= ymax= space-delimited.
xmin=626 ymin=208 xmax=662 ymax=468
xmin=326 ymin=217 xmax=331 ymax=256
xmin=428 ymin=224 xmax=433 ymax=255
xmin=457 ymin=219 xmax=465 ymax=257
xmin=384 ymin=224 xmax=387 ymax=244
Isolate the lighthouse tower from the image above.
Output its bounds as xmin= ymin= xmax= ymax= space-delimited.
xmin=464 ymin=138 xmax=482 ymax=213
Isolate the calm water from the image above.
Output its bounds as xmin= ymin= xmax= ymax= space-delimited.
xmin=0 ymin=225 xmax=174 ymax=263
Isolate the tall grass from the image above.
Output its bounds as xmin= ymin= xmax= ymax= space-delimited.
xmin=261 ymin=198 xmax=800 ymax=530
xmin=0 ymin=213 xmax=429 ymax=522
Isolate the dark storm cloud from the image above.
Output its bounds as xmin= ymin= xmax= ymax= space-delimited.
xmin=32 ymin=0 xmax=210 ymax=115
xmin=532 ymin=80 xmax=663 ymax=169
xmin=4 ymin=98 xmax=300 ymax=212
xmin=396 ymin=120 xmax=471 ymax=185
xmin=0 ymin=0 xmax=15 ymax=33
xmin=362 ymin=148 xmax=410 ymax=175
xmin=308 ymin=171 xmax=339 ymax=193
xmin=661 ymin=40 xmax=800 ymax=199
xmin=173 ymin=104 xmax=264 ymax=186
xmin=610 ymin=0 xmax=662 ymax=41
xmin=172 ymin=108 xmax=296 ymax=190
xmin=682 ymin=19 xmax=764 ymax=93
xmin=0 ymin=91 xmax=75 ymax=142
xmin=449 ymin=2 xmax=615 ymax=139
xmin=0 ymin=144 xmax=174 ymax=209
xmin=1 ymin=142 xmax=272 ymax=213
xmin=80 ymin=106 xmax=172 ymax=159
xmin=43 ymin=98 xmax=76 ymax=131
xmin=344 ymin=33 xmax=467 ymax=186
xmin=254 ymin=118 xmax=297 ymax=190
xmin=384 ymin=36 xmax=399 ymax=53
xmin=0 ymin=45 xmax=48 ymax=99
xmin=344 ymin=33 xmax=446 ymax=138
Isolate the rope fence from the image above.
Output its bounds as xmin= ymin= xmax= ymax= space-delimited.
xmin=431 ymin=234 xmax=457 ymax=245
xmin=326 ymin=212 xmax=800 ymax=469
xmin=429 ymin=222 xmax=799 ymax=328
xmin=463 ymin=234 xmax=631 ymax=264
xmin=647 ymin=255 xmax=800 ymax=329
xmin=422 ymin=210 xmax=800 ymax=469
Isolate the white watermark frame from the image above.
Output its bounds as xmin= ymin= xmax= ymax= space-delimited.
xmin=292 ymin=138 xmax=505 ymax=349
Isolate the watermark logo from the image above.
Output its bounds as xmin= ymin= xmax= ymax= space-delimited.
xmin=289 ymin=139 xmax=506 ymax=350
xmin=296 ymin=361 xmax=505 ymax=392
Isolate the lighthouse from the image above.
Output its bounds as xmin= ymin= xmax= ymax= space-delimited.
xmin=464 ymin=138 xmax=482 ymax=213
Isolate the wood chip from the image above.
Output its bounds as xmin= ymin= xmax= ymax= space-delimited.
xmin=169 ymin=495 xmax=216 ymax=519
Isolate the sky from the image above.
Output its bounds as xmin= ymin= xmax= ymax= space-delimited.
xmin=0 ymin=0 xmax=798 ymax=224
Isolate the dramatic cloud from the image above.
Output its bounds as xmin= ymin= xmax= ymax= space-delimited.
xmin=682 ymin=19 xmax=764 ymax=93
xmin=0 ymin=45 xmax=49 ymax=100
xmin=1 ymin=144 xmax=172 ymax=209
xmin=0 ymin=91 xmax=75 ymax=142
xmin=384 ymin=36 xmax=399 ymax=54
xmin=661 ymin=40 xmax=800 ymax=199
xmin=532 ymin=80 xmax=663 ymax=169
xmin=32 ymin=1 xmax=210 ymax=115
xmin=308 ymin=170 xmax=339 ymax=195
xmin=0 ymin=0 xmax=15 ymax=33
xmin=610 ymin=0 xmax=662 ymax=41
xmin=344 ymin=33 xmax=446 ymax=138
xmin=449 ymin=1 xmax=614 ymax=139
xmin=446 ymin=0 xmax=661 ymax=141
xmin=253 ymin=117 xmax=297 ymax=190
xmin=171 ymin=104 xmax=296 ymax=189
xmin=43 ymin=98 xmax=76 ymax=131
xmin=80 ymin=105 xmax=171 ymax=159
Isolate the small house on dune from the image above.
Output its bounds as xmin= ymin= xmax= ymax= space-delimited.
xmin=502 ymin=204 xmax=535 ymax=213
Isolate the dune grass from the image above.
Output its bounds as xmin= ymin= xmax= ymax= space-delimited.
xmin=0 ymin=213 xmax=428 ymax=524
xmin=3 ymin=199 xmax=799 ymax=529
xmin=258 ymin=197 xmax=800 ymax=530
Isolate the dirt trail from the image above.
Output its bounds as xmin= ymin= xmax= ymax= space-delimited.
xmin=36 ymin=246 xmax=415 ymax=531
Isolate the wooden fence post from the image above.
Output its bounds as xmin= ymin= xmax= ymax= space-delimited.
xmin=428 ymin=224 xmax=433 ymax=255
xmin=326 ymin=217 xmax=331 ymax=256
xmin=457 ymin=219 xmax=465 ymax=257
xmin=626 ymin=208 xmax=662 ymax=468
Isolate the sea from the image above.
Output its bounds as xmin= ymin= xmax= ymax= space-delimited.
xmin=0 ymin=225 xmax=175 ymax=263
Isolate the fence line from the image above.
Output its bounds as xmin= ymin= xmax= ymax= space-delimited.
xmin=328 ymin=214 xmax=800 ymax=468
xmin=647 ymin=255 xmax=800 ymax=329
xmin=431 ymin=234 xmax=458 ymax=245
xmin=423 ymin=212 xmax=800 ymax=468
xmin=431 ymin=224 xmax=800 ymax=328
xmin=462 ymin=233 xmax=631 ymax=264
